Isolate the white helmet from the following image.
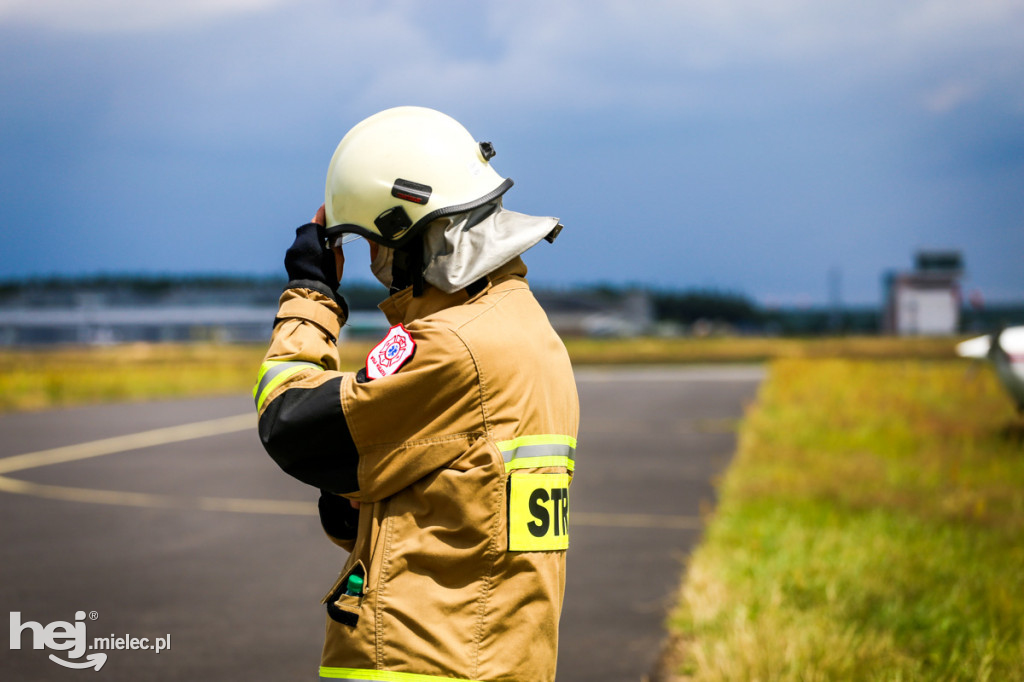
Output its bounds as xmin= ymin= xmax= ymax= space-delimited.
xmin=324 ymin=106 xmax=513 ymax=248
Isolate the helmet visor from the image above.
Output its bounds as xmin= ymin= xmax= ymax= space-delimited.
xmin=328 ymin=231 xmax=364 ymax=249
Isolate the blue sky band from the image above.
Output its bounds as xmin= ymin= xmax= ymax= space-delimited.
xmin=4 ymin=3 xmax=1022 ymax=303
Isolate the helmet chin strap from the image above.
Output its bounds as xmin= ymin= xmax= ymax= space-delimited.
xmin=389 ymin=237 xmax=426 ymax=298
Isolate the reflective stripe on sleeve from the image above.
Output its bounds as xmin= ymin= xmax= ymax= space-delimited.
xmin=253 ymin=360 xmax=324 ymax=411
xmin=497 ymin=434 xmax=576 ymax=472
xmin=319 ymin=667 xmax=482 ymax=682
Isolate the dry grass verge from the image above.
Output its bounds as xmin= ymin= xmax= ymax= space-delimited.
xmin=662 ymin=359 xmax=1024 ymax=680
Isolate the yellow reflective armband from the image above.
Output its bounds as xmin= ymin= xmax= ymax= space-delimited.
xmin=508 ymin=472 xmax=570 ymax=552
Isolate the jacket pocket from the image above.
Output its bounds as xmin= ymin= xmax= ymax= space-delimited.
xmin=322 ymin=560 xmax=365 ymax=628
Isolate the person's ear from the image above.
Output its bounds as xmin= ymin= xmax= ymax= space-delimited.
xmin=333 ymin=246 xmax=345 ymax=282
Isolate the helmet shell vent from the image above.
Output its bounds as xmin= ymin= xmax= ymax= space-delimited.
xmin=391 ymin=178 xmax=432 ymax=205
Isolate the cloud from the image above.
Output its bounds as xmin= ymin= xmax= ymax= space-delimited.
xmin=324 ymin=0 xmax=1024 ymax=119
xmin=4 ymin=0 xmax=1021 ymax=167
xmin=5 ymin=0 xmax=1022 ymax=120
xmin=0 ymin=0 xmax=290 ymax=32
xmin=2 ymin=0 xmax=1022 ymax=299
xmin=922 ymin=81 xmax=980 ymax=113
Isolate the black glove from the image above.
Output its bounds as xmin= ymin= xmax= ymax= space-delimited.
xmin=318 ymin=490 xmax=359 ymax=541
xmin=284 ymin=223 xmax=340 ymax=296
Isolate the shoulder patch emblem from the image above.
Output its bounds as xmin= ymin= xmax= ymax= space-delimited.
xmin=365 ymin=324 xmax=416 ymax=380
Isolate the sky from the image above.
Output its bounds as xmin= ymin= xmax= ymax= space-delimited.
xmin=1 ymin=0 xmax=1022 ymax=305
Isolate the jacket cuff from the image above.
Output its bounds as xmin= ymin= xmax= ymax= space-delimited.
xmin=279 ymin=282 xmax=349 ymax=339
xmin=286 ymin=279 xmax=350 ymax=317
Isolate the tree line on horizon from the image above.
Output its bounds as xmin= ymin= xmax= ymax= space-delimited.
xmin=1 ymin=274 xmax=1021 ymax=336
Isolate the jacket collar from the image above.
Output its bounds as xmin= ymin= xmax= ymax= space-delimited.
xmin=378 ymin=257 xmax=528 ymax=326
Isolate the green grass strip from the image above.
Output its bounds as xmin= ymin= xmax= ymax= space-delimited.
xmin=0 ymin=337 xmax=961 ymax=413
xmin=666 ymin=358 xmax=1024 ymax=680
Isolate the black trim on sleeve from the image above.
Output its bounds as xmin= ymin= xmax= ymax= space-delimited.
xmin=284 ymin=279 xmax=349 ymax=316
xmin=318 ymin=489 xmax=359 ymax=540
xmin=258 ymin=376 xmax=359 ymax=493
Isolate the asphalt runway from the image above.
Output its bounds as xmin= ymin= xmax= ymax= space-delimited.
xmin=0 ymin=365 xmax=762 ymax=681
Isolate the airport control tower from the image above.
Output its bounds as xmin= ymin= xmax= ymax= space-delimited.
xmin=882 ymin=251 xmax=963 ymax=336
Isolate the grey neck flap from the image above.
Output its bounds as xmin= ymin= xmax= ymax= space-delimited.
xmin=421 ymin=200 xmax=561 ymax=294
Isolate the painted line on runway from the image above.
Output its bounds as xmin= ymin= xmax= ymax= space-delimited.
xmin=0 ymin=473 xmax=699 ymax=528
xmin=0 ymin=410 xmax=710 ymax=528
xmin=0 ymin=412 xmax=323 ymax=515
xmin=0 ymin=414 xmax=254 ymax=474
xmin=0 ymin=474 xmax=317 ymax=515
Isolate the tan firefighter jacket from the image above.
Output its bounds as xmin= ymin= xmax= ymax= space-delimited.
xmin=254 ymin=257 xmax=579 ymax=682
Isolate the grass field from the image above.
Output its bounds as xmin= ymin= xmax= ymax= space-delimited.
xmin=664 ymin=358 xmax=1024 ymax=681
xmin=0 ymin=343 xmax=366 ymax=412
xmin=563 ymin=335 xmax=959 ymax=364
xmin=0 ymin=336 xmax=960 ymax=413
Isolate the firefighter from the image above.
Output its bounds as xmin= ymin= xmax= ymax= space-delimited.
xmin=254 ymin=106 xmax=579 ymax=682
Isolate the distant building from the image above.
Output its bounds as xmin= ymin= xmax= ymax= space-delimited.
xmin=882 ymin=251 xmax=963 ymax=336
xmin=0 ymin=306 xmax=389 ymax=346
xmin=535 ymin=289 xmax=654 ymax=337
xmin=0 ymin=277 xmax=658 ymax=345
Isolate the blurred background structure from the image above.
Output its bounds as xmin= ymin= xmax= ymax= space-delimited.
xmin=882 ymin=250 xmax=964 ymax=336
xmin=2 ymin=264 xmax=1022 ymax=346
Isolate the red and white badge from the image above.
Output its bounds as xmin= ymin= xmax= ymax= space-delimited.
xmin=365 ymin=324 xmax=416 ymax=380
